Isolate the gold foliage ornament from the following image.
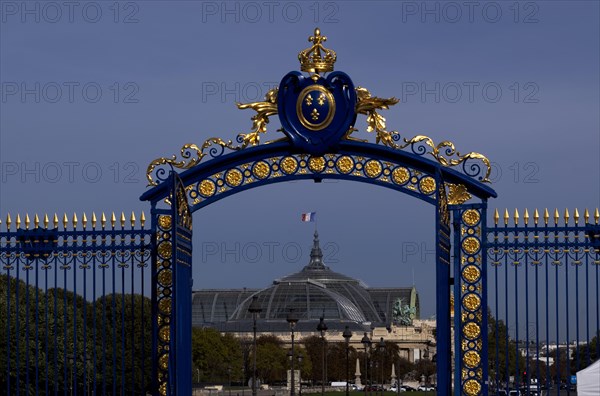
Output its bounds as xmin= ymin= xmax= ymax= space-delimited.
xmin=352 ymin=87 xmax=400 ymax=148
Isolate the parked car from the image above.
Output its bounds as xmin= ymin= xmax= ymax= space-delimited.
xmin=417 ymin=385 xmax=435 ymax=391
xmin=401 ymin=385 xmax=417 ymax=392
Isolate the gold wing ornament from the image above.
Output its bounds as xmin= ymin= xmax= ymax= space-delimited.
xmin=236 ymin=87 xmax=279 ymax=147
xmin=353 ymin=87 xmax=401 ymax=148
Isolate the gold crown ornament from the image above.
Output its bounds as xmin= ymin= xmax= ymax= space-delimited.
xmin=298 ymin=28 xmax=337 ymax=74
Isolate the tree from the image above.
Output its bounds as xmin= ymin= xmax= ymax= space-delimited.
xmin=255 ymin=335 xmax=286 ymax=384
xmin=487 ymin=308 xmax=524 ymax=386
xmin=191 ymin=327 xmax=242 ymax=383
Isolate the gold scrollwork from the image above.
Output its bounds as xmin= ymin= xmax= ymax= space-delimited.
xmin=352 ymin=87 xmax=400 ymax=149
xmin=399 ymin=136 xmax=491 ymax=183
xmin=236 ymin=87 xmax=279 ymax=147
xmin=147 ymin=139 xmax=240 ymax=186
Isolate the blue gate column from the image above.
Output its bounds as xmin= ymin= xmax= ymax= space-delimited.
xmin=452 ymin=203 xmax=488 ymax=396
xmin=435 ymin=174 xmax=452 ymax=394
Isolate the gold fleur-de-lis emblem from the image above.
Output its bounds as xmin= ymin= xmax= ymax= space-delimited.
xmin=305 ymin=94 xmax=313 ymax=106
xmin=317 ymin=93 xmax=326 ymax=106
xmin=311 ymin=108 xmax=320 ymax=120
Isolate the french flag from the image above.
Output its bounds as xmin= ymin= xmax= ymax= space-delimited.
xmin=301 ymin=212 xmax=316 ymax=222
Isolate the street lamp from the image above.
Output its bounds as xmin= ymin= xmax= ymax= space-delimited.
xmin=227 ymin=367 xmax=232 ymax=396
xmin=248 ymin=296 xmax=262 ymax=396
xmin=343 ymin=326 xmax=353 ymax=396
xmin=316 ymin=316 xmax=328 ymax=396
xmin=287 ymin=308 xmax=299 ymax=396
xmin=297 ymin=354 xmax=304 ymax=396
xmin=378 ymin=338 xmax=385 ymax=396
xmin=361 ymin=332 xmax=372 ymax=396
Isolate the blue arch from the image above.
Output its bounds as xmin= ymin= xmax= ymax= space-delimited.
xmin=140 ymin=140 xmax=497 ymax=209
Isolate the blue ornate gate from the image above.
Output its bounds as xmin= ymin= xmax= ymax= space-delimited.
xmin=486 ymin=209 xmax=600 ymax=394
xmin=4 ymin=28 xmax=597 ymax=396
xmin=1 ymin=212 xmax=152 ymax=394
xmin=140 ymin=28 xmax=497 ymax=395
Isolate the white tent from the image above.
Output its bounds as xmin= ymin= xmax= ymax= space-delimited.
xmin=576 ymin=359 xmax=600 ymax=396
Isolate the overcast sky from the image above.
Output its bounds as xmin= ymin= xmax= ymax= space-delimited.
xmin=1 ymin=1 xmax=599 ymax=321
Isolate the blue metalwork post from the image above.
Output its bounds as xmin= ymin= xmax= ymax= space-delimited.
xmin=435 ymin=172 xmax=451 ymax=394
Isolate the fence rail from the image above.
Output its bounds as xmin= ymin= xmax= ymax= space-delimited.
xmin=1 ymin=212 xmax=153 ymax=395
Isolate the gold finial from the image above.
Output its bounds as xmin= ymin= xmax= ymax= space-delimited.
xmin=130 ymin=211 xmax=136 ymax=228
xmin=62 ymin=213 xmax=68 ymax=229
xmin=72 ymin=213 xmax=78 ymax=229
xmin=534 ymin=209 xmax=540 ymax=225
xmin=140 ymin=211 xmax=146 ymax=228
xmin=43 ymin=214 xmax=49 ymax=229
xmin=503 ymin=209 xmax=509 ymax=225
xmin=584 ymin=209 xmax=590 ymax=224
xmin=494 ymin=209 xmax=499 ymax=225
xmin=554 ymin=208 xmax=559 ymax=225
xmin=53 ymin=213 xmax=58 ymax=229
xmin=523 ymin=209 xmax=529 ymax=225
xmin=298 ymin=28 xmax=337 ymax=74
xmin=513 ymin=208 xmax=519 ymax=225
xmin=544 ymin=208 xmax=549 ymax=225
xmin=92 ymin=212 xmax=97 ymax=229
xmin=5 ymin=214 xmax=11 ymax=231
xmin=111 ymin=212 xmax=116 ymax=229
xmin=25 ymin=213 xmax=30 ymax=230
xmin=595 ymin=208 xmax=599 ymax=225
xmin=82 ymin=213 xmax=88 ymax=229
xmin=120 ymin=212 xmax=126 ymax=228
xmin=574 ymin=208 xmax=579 ymax=225
xmin=16 ymin=214 xmax=21 ymax=229
xmin=34 ymin=214 xmax=40 ymax=229
xmin=101 ymin=213 xmax=107 ymax=229
xmin=564 ymin=208 xmax=570 ymax=225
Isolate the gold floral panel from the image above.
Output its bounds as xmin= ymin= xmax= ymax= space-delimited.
xmin=186 ymin=154 xmax=452 ymax=208
xmin=456 ymin=206 xmax=485 ymax=395
xmin=155 ymin=214 xmax=173 ymax=396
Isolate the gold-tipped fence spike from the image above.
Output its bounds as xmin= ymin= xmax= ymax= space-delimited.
xmin=120 ymin=212 xmax=126 ymax=228
xmin=53 ymin=213 xmax=58 ymax=229
xmin=72 ymin=213 xmax=78 ymax=229
xmin=101 ymin=212 xmax=107 ymax=229
xmin=34 ymin=214 xmax=40 ymax=229
xmin=523 ymin=209 xmax=529 ymax=225
xmin=595 ymin=208 xmax=599 ymax=225
xmin=564 ymin=208 xmax=570 ymax=225
xmin=584 ymin=209 xmax=590 ymax=224
xmin=130 ymin=211 xmax=136 ymax=228
xmin=494 ymin=209 xmax=499 ymax=225
xmin=504 ymin=209 xmax=509 ymax=225
xmin=111 ymin=212 xmax=116 ymax=229
xmin=16 ymin=214 xmax=21 ymax=229
xmin=82 ymin=213 xmax=88 ymax=229
xmin=534 ymin=209 xmax=540 ymax=225
xmin=513 ymin=208 xmax=520 ymax=225
xmin=92 ymin=212 xmax=97 ymax=229
xmin=544 ymin=208 xmax=549 ymax=225
xmin=554 ymin=208 xmax=560 ymax=225
xmin=140 ymin=211 xmax=146 ymax=228
xmin=43 ymin=214 xmax=49 ymax=229
xmin=6 ymin=214 xmax=11 ymax=231
xmin=25 ymin=214 xmax=30 ymax=230
xmin=574 ymin=208 xmax=580 ymax=225
xmin=63 ymin=213 xmax=68 ymax=229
